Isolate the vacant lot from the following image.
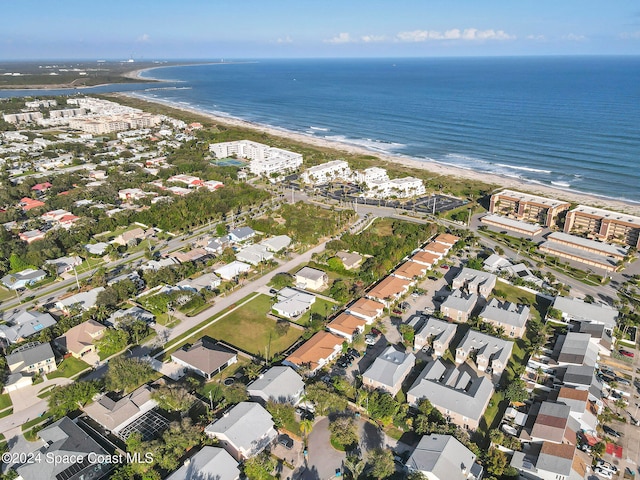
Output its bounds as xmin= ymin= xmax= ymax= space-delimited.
xmin=202 ymin=294 xmax=301 ymax=358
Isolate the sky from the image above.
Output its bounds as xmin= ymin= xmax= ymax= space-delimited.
xmin=2 ymin=0 xmax=640 ymax=60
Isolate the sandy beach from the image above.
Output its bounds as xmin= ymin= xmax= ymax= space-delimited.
xmin=119 ymin=81 xmax=640 ymax=216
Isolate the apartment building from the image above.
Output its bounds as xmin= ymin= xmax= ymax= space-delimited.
xmin=489 ymin=189 xmax=570 ymax=228
xmin=564 ymin=205 xmax=640 ymax=248
xmin=301 ymin=160 xmax=351 ymax=185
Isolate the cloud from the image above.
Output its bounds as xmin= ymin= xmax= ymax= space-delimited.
xmin=276 ymin=36 xmax=293 ymax=44
xmin=526 ymin=34 xmax=546 ymax=41
xmin=325 ymin=33 xmax=352 ymax=44
xmin=360 ymin=34 xmax=387 ymax=43
xmin=137 ymin=33 xmax=150 ymax=43
xmin=620 ymin=31 xmax=640 ymax=39
xmin=563 ymin=33 xmax=587 ymax=41
xmin=396 ymin=28 xmax=515 ymax=42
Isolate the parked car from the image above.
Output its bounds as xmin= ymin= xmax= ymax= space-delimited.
xmin=370 ymin=328 xmax=382 ymax=336
xmin=602 ymin=425 xmax=622 ymax=438
xmin=596 ymin=459 xmax=618 ymax=473
xmin=619 ymin=349 xmax=635 ymax=358
xmin=594 ymin=467 xmax=613 ymax=479
xmin=278 ymin=434 xmax=294 ymax=449
xmin=365 ymin=335 xmax=377 ymax=345
xmin=615 ymin=376 xmax=631 ymax=386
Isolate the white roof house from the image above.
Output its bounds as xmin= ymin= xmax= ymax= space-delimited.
xmin=406 ymin=434 xmax=483 ymax=480
xmin=204 ymin=402 xmax=277 ymax=461
xmin=272 ymin=287 xmax=316 ymax=319
xmin=55 ymin=287 xmax=105 ymax=313
xmin=551 ymin=296 xmax=618 ymax=333
xmin=295 ymin=266 xmax=328 ymax=291
xmin=215 ymin=261 xmax=251 ymax=281
xmin=301 ymin=160 xmax=352 ymax=185
xmin=362 ymin=346 xmax=416 ymax=396
xmin=236 ymin=244 xmax=274 ymax=265
xmin=248 ymin=366 xmax=305 ymax=405
xmin=166 ymin=447 xmax=240 ymax=480
xmin=260 ymin=235 xmax=292 ymax=252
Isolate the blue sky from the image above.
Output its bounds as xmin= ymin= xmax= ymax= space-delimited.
xmin=2 ymin=0 xmax=640 ymax=59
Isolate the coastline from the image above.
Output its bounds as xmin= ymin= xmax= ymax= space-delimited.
xmin=119 ymin=90 xmax=640 ymax=216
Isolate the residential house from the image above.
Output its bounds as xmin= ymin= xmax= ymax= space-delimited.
xmin=236 ymin=244 xmax=274 ymax=265
xmin=411 ymin=250 xmax=440 ymax=268
xmin=272 ymin=287 xmax=316 ymax=319
xmin=335 ymin=250 xmax=363 ymax=270
xmin=362 ymin=346 xmax=416 ymax=396
xmin=283 ymin=331 xmax=344 ymax=374
xmin=16 ymin=417 xmax=113 ymax=480
xmin=6 ymin=342 xmax=57 ymax=375
xmin=367 ymin=275 xmax=411 ymax=306
xmin=55 ymin=287 xmax=105 ymax=314
xmin=574 ymin=322 xmax=612 ymax=356
xmin=434 ymin=233 xmax=460 ymax=248
xmin=414 ymin=317 xmax=457 ymax=356
xmin=169 ymin=248 xmax=210 ymax=264
xmin=31 ymin=181 xmax=53 ymax=193
xmin=166 ymin=447 xmax=240 ymax=480
xmin=141 ymin=256 xmax=181 ymax=271
xmin=20 ymin=197 xmax=46 ymax=211
xmin=260 ymin=235 xmax=292 ymax=253
xmin=553 ymin=387 xmax=598 ymax=433
xmin=247 ymin=366 xmax=305 ymax=405
xmin=204 ymin=402 xmax=278 ymax=461
xmin=171 ymin=338 xmax=238 ymax=379
xmin=407 ymin=359 xmax=494 ymax=430
xmin=455 ymin=329 xmax=514 ymax=381
xmin=19 ymin=230 xmax=46 ymax=243
xmin=1 ymin=268 xmax=46 ymax=290
xmin=0 ymin=310 xmax=57 ymax=344
xmin=511 ymin=441 xmax=583 ymax=480
xmin=83 ymin=385 xmax=160 ymax=439
xmin=85 ymin=242 xmax=110 ymax=255
xmin=301 ymin=160 xmax=352 ymax=185
xmin=113 ymin=227 xmax=149 ymax=246
xmin=553 ymin=332 xmax=599 ymax=368
xmin=106 ymin=305 xmax=155 ymax=327
xmin=55 ymin=319 xmax=105 ymax=359
xmin=550 ymin=296 xmax=618 ymax=335
xmin=346 ymin=297 xmax=385 ymax=323
xmin=422 ymin=242 xmax=448 ymax=260
xmin=394 ymin=260 xmax=428 ymax=281
xmin=452 ymin=268 xmax=497 ymax=297
xmin=525 ymin=401 xmax=578 ymax=445
xmin=44 ymin=255 xmax=82 ymax=275
xmin=327 ymin=312 xmax=367 ymax=342
xmin=406 ymin=434 xmax=483 ymax=480
xmin=295 ymin=266 xmax=329 ymax=291
xmin=440 ymin=289 xmax=478 ymax=323
xmin=176 ymin=273 xmax=222 ymax=292
xmin=204 ymin=237 xmax=228 ymax=255
xmin=203 ymin=180 xmax=225 ymax=191
xmin=483 ymin=254 xmax=513 ymax=273
xmin=228 ymin=226 xmax=256 ymax=243
xmin=215 ymin=261 xmax=251 ymax=281
xmin=479 ymin=299 xmax=530 ymax=338
xmin=107 ymin=271 xmax=145 ymax=289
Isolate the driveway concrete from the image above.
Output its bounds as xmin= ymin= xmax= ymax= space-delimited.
xmin=302 ymin=417 xmax=345 ymax=480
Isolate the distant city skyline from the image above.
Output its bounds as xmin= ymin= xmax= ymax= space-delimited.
xmin=2 ymin=0 xmax=640 ymax=60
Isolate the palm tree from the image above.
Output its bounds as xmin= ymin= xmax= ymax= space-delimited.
xmin=344 ymin=456 xmax=366 ymax=480
xmin=300 ymin=419 xmax=313 ymax=443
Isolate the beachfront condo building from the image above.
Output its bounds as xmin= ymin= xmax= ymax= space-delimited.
xmin=563 ymin=205 xmax=640 ymax=249
xmin=365 ymin=176 xmax=426 ymax=199
xmin=301 ymin=160 xmax=351 ymax=185
xmin=489 ymin=189 xmax=571 ymax=228
xmin=209 ymin=140 xmax=303 ymax=177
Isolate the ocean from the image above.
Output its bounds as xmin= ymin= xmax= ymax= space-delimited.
xmin=4 ymin=57 xmax=640 ymax=202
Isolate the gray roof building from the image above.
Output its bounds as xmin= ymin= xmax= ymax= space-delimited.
xmin=166 ymin=446 xmax=240 ymax=480
xmin=479 ymin=298 xmax=529 ymax=337
xmin=6 ymin=342 xmax=56 ymax=374
xmin=414 ymin=317 xmax=457 ymax=355
xmin=554 ymin=332 xmax=598 ymax=367
xmin=455 ymin=329 xmax=514 ymax=379
xmin=407 ymin=359 xmax=494 ymax=429
xmin=106 ymin=305 xmax=155 ymax=327
xmin=406 ymin=434 xmax=483 ymax=480
xmin=440 ymin=289 xmax=478 ymax=322
xmin=552 ymin=296 xmax=618 ymax=331
xmin=260 ymin=235 xmax=292 ymax=252
xmin=228 ymin=226 xmax=255 ymax=243
xmin=0 ymin=310 xmax=57 ymax=343
xmin=204 ymin=402 xmax=277 ymax=461
xmin=248 ymin=366 xmax=305 ymax=405
xmin=362 ymin=346 xmax=416 ymax=396
xmin=16 ymin=417 xmax=112 ymax=480
xmin=83 ymin=385 xmax=158 ymax=436
xmin=171 ymin=338 xmax=238 ymax=379
xmin=1 ymin=268 xmax=47 ymax=290
xmin=511 ymin=442 xmax=577 ymax=479
xmin=451 ymin=268 xmax=497 ymax=297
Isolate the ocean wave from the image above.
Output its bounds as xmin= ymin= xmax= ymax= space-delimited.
xmin=496 ymin=163 xmax=552 ymax=174
xmin=551 ymin=181 xmax=571 ymax=187
xmin=323 ymin=135 xmax=406 ymax=153
xmin=309 ymin=126 xmax=330 ymax=132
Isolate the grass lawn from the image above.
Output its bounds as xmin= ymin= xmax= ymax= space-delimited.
xmin=475 ymin=390 xmax=507 ymax=448
xmin=0 ymin=287 xmax=14 ymax=302
xmin=0 ymin=394 xmax=12 ymax=410
xmin=201 ymin=294 xmax=301 ymax=358
xmin=0 ymin=408 xmax=13 ymax=419
xmin=295 ymin=298 xmax=338 ymax=326
xmin=491 ymin=282 xmax=551 ymax=322
xmin=48 ymin=356 xmax=91 ymax=379
xmin=21 ymin=413 xmax=52 ymax=432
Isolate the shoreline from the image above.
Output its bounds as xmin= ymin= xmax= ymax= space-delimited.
xmin=120 ymin=89 xmax=640 ymax=215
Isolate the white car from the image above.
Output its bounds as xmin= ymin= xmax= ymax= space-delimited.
xmin=594 ymin=467 xmax=613 ymax=479
xmin=365 ymin=335 xmax=377 ymax=345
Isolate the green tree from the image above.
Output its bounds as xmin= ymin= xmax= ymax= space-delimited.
xmin=270 ymin=272 xmax=294 ymax=289
xmin=243 ymin=452 xmax=276 ymax=480
xmin=592 ymin=441 xmax=606 ymax=458
xmin=305 ymin=382 xmax=348 ymax=415
xmin=96 ymin=328 xmax=129 ymax=357
xmin=367 ymin=448 xmax=395 ymax=479
xmin=399 ymin=324 xmax=415 ymax=346
xmin=105 ymin=357 xmax=154 ymax=392
xmin=344 ymin=455 xmax=366 ymax=480
xmin=151 ymin=384 xmax=195 ymax=413
xmin=48 ymin=381 xmax=100 ymax=418
xmin=244 ymin=361 xmax=263 ymax=380
xmin=485 ymin=448 xmax=507 ymax=477
xmin=504 ymin=378 xmax=529 ymax=403
xmin=329 ymin=415 xmax=359 ymax=448
xmin=266 ymin=400 xmax=296 ymax=430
